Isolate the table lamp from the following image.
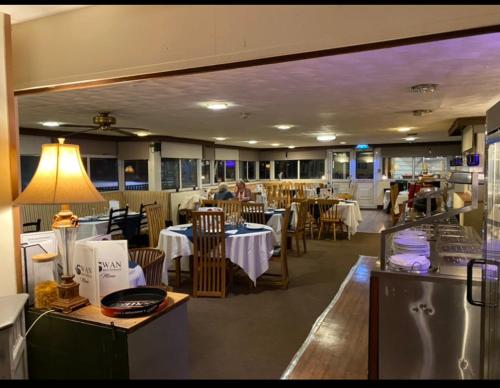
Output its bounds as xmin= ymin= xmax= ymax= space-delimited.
xmin=13 ymin=138 xmax=105 ymax=313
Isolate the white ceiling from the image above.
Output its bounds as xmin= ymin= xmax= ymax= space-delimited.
xmin=18 ymin=32 xmax=500 ymax=148
xmin=0 ymin=5 xmax=88 ymax=24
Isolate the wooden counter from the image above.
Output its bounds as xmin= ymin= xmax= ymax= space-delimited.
xmin=26 ymin=291 xmax=190 ymax=379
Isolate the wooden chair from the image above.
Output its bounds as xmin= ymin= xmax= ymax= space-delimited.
xmin=200 ymin=199 xmax=218 ymax=207
xmin=317 ymin=199 xmax=343 ymax=240
xmin=390 ymin=184 xmax=401 ymax=225
xmin=217 ymin=200 xmax=241 ymax=221
xmin=258 ymin=206 xmax=291 ymax=289
xmin=191 ymin=210 xmax=230 ymax=298
xmin=128 ymin=248 xmax=165 ymax=286
xmin=241 ymin=202 xmax=265 ymax=224
xmin=287 ymin=201 xmax=308 ymax=255
xmin=106 ymin=206 xmax=129 ymax=239
xmin=129 ymin=201 xmax=158 ymax=248
xmin=22 ymin=219 xmax=41 ymax=233
xmin=305 ymin=199 xmax=319 ymax=239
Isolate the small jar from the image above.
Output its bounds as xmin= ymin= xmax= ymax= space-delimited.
xmin=32 ymin=253 xmax=58 ymax=309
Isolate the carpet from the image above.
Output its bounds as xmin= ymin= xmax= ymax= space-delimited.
xmin=176 ymin=232 xmax=381 ymax=379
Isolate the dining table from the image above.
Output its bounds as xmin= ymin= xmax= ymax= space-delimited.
xmin=263 ymin=202 xmax=298 ymax=241
xmin=77 ymin=211 xmax=143 ymax=240
xmin=157 ymin=223 xmax=276 ymax=285
xmin=311 ymin=199 xmax=363 ymax=239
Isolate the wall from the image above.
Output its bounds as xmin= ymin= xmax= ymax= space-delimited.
xmin=11 ymin=5 xmax=500 ymax=91
xmin=0 ymin=13 xmax=20 ymax=296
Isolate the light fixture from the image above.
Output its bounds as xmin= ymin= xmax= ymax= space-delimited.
xmin=410 ymin=83 xmax=438 ymax=93
xmin=274 ymin=124 xmax=294 ymax=130
xmin=340 ymin=141 xmax=346 ymax=145
xmin=124 ymin=165 xmax=135 ymax=174
xmin=413 ymin=109 xmax=433 ymax=116
xmin=397 ymin=127 xmax=413 ymax=132
xmin=316 ymin=134 xmax=336 ymax=142
xmin=405 ymin=133 xmax=418 ymax=141
xmin=135 ymin=131 xmax=150 ymax=137
xmin=271 ymin=143 xmax=281 ymax=147
xmin=288 ymin=145 xmax=296 ymax=149
xmin=13 ymin=138 xmax=105 ymax=313
xmin=206 ymin=102 xmax=229 ymax=110
xmin=247 ymin=140 xmax=258 ymax=144
xmin=321 ymin=175 xmax=326 ymax=180
xmin=41 ymin=121 xmax=60 ymax=127
xmin=214 ymin=137 xmax=227 ymax=141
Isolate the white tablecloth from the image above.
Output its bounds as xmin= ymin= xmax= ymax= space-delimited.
xmin=336 ymin=201 xmax=363 ymax=238
xmin=265 ymin=202 xmax=298 ymax=242
xmin=129 ymin=265 xmax=146 ymax=287
xmin=77 ymin=220 xmax=109 ymax=240
xmin=394 ymin=191 xmax=409 ymax=215
xmin=157 ymin=225 xmax=276 ymax=285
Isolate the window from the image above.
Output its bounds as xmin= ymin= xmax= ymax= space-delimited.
xmin=20 ymin=155 xmax=40 ymax=190
xmin=239 ymin=161 xmax=256 ymax=181
xmin=274 ymin=160 xmax=298 ymax=179
xmin=300 ymin=160 xmax=325 ymax=179
xmin=214 ymin=160 xmax=236 ymax=182
xmin=181 ymin=159 xmax=198 ymax=188
xmin=259 ymin=161 xmax=271 ymax=179
xmin=422 ymin=157 xmax=447 ymax=178
xmin=161 ymin=158 xmax=180 ymax=190
xmin=332 ymin=152 xmax=350 ymax=180
xmin=124 ymin=160 xmax=149 ymax=191
xmin=89 ymin=158 xmax=119 ymax=191
xmin=356 ymin=151 xmax=374 ymax=179
xmin=389 ymin=157 xmax=413 ymax=179
xmin=201 ymin=160 xmax=211 ymax=185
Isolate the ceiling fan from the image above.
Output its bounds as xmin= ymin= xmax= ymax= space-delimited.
xmin=58 ymin=112 xmax=151 ymax=137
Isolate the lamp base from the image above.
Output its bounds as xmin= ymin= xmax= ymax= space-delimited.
xmin=51 ymin=275 xmax=89 ymax=313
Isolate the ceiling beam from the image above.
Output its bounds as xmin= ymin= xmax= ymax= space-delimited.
xmin=448 ymin=116 xmax=486 ymax=136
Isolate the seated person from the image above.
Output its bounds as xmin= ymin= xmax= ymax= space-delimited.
xmin=214 ymin=182 xmax=234 ymax=201
xmin=234 ymin=180 xmax=252 ymax=202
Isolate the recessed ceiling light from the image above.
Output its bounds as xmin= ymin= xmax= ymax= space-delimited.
xmin=214 ymin=137 xmax=227 ymax=141
xmin=135 ymin=131 xmax=150 ymax=137
xmin=405 ymin=135 xmax=417 ymax=142
xmin=274 ymin=124 xmax=294 ymax=130
xmin=413 ymin=109 xmax=433 ymax=116
xmin=41 ymin=121 xmax=60 ymax=127
xmin=410 ymin=83 xmax=438 ymax=93
xmin=340 ymin=141 xmax=346 ymax=145
xmin=316 ymin=134 xmax=336 ymax=142
xmin=271 ymin=143 xmax=281 ymax=147
xmin=397 ymin=127 xmax=413 ymax=132
xmin=206 ymin=102 xmax=229 ymax=110
xmin=247 ymin=140 xmax=258 ymax=144
xmin=288 ymin=145 xmax=296 ymax=149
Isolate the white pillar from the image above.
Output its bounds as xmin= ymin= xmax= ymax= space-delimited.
xmin=0 ymin=13 xmax=21 ymax=295
xmin=148 ymin=145 xmax=162 ymax=191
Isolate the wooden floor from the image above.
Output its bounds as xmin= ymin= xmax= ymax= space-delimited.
xmin=357 ymin=209 xmax=392 ymax=233
xmin=282 ymin=255 xmax=379 ymax=379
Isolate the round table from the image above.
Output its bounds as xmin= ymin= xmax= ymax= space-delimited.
xmin=157 ymin=224 xmax=276 ymax=285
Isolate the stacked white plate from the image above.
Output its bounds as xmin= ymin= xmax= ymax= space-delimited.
xmin=388 ymin=253 xmax=431 ymax=272
xmin=393 ymin=230 xmax=430 ymax=257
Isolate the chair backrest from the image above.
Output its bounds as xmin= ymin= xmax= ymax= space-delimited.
xmin=241 ymin=202 xmax=265 ymax=224
xmin=23 ymin=219 xmax=41 ymax=233
xmin=107 ymin=207 xmax=129 ymax=236
xmin=201 ymin=199 xmax=218 ymax=207
xmin=217 ymin=200 xmax=241 ymax=221
xmin=317 ymin=199 xmax=340 ymax=221
xmin=138 ymin=201 xmax=157 ymax=234
xmin=277 ymin=206 xmax=291 ymax=287
xmin=390 ymin=184 xmax=400 ymax=216
xmin=191 ymin=210 xmax=227 ymax=297
xmin=128 ymin=248 xmax=165 ymax=286
xmin=145 ymin=204 xmax=164 ymax=248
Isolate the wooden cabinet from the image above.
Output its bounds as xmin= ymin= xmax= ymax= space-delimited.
xmin=0 ymin=294 xmax=29 ymax=379
xmin=26 ymin=292 xmax=189 ymax=379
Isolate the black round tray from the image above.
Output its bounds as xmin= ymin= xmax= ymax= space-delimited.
xmin=100 ymin=287 xmax=168 ymax=318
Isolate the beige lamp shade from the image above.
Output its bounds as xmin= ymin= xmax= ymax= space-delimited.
xmin=13 ymin=140 xmax=105 ymax=205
